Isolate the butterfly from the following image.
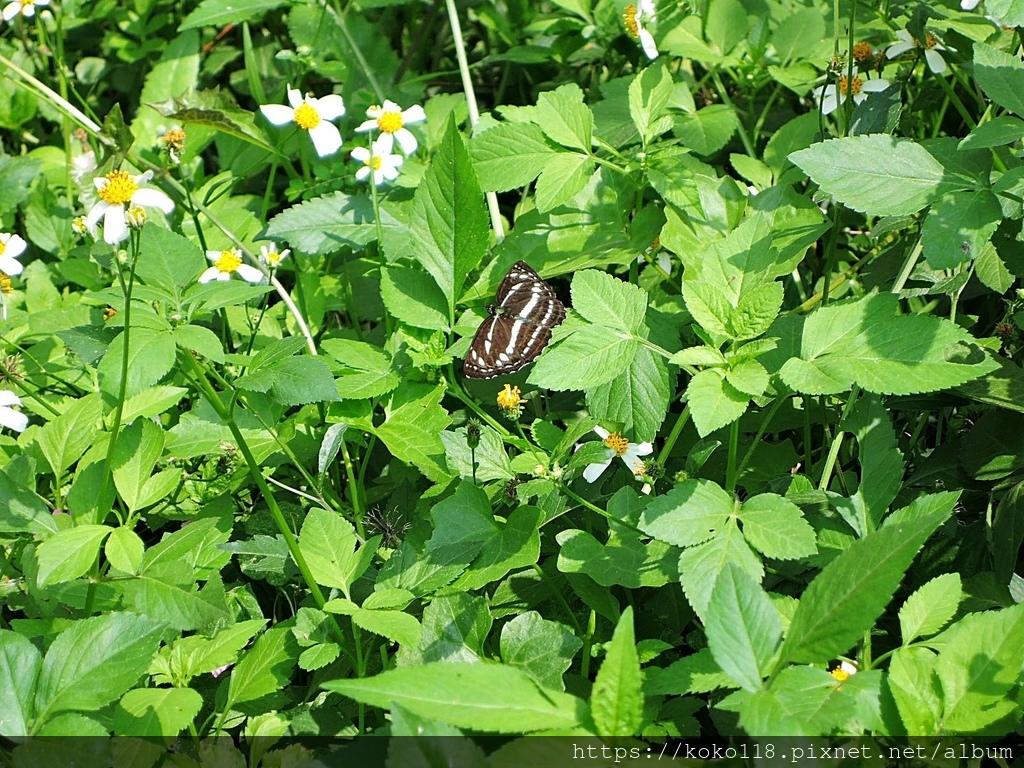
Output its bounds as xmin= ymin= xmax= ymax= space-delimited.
xmin=463 ymin=261 xmax=566 ymax=379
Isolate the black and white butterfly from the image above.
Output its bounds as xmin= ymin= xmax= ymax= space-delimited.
xmin=463 ymin=261 xmax=566 ymax=379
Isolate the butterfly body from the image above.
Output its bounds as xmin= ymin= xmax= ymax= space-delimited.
xmin=463 ymin=261 xmax=566 ymax=379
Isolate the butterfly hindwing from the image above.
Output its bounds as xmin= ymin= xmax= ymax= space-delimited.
xmin=463 ymin=261 xmax=565 ymax=379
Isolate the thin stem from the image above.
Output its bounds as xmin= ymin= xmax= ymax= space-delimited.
xmin=725 ymin=419 xmax=740 ymax=493
xmin=891 ymin=239 xmax=923 ymax=295
xmin=817 ymin=385 xmax=861 ymax=493
xmin=656 ymin=403 xmax=692 ymax=467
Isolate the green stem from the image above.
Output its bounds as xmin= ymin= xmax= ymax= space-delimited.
xmin=817 ymin=385 xmax=861 ymax=493
xmin=561 ymin=484 xmax=645 ymax=535
xmin=656 ymin=403 xmax=691 ymax=467
xmin=340 ymin=439 xmax=366 ymax=538
xmin=725 ymin=418 xmax=740 ymax=493
xmin=733 ymin=396 xmax=788 ymax=483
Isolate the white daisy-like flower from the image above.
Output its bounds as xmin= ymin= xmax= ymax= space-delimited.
xmin=830 ymin=660 xmax=858 ymax=682
xmin=581 ymin=426 xmax=654 ymax=484
xmin=259 ymin=243 xmax=291 ymax=269
xmin=84 ymin=170 xmax=175 ymax=245
xmin=885 ymin=29 xmax=947 ymax=74
xmin=0 ymin=233 xmax=27 ymax=276
xmin=260 ymin=86 xmax=346 ymax=158
xmin=351 ymin=134 xmax=404 ymax=186
xmin=355 ymin=100 xmax=426 ymax=155
xmin=812 ymin=74 xmax=890 ymax=115
xmin=0 ymin=389 xmax=27 ymax=433
xmin=3 ymin=0 xmax=49 ymax=21
xmin=624 ymin=0 xmax=658 ymax=60
xmin=199 ymin=248 xmax=264 ymax=284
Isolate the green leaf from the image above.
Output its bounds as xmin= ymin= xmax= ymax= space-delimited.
xmin=500 ymin=612 xmax=581 ymax=692
xmin=416 ymin=592 xmax=492 ymax=663
xmin=225 ymin=627 xmax=299 ymax=710
xmin=974 ymin=42 xmax=1024 ymax=118
xmin=265 ymin=192 xmax=393 ymax=255
xmin=921 ymin=190 xmax=1002 ymax=269
xmin=678 ymin=522 xmax=765 ymax=620
xmin=380 ymin=266 xmax=450 ymax=331
xmin=114 ymin=687 xmax=203 ymax=737
xmin=36 ymin=393 xmax=103 ymax=476
xmin=238 ymin=356 xmax=340 ymax=406
xmin=105 ymin=527 xmax=145 ymax=575
xmin=772 ymin=8 xmax=826 ymax=65
xmin=351 ymin=608 xmax=421 ymax=648
xmin=372 ymin=384 xmax=452 ymax=483
xmin=179 ymin=0 xmax=289 ymax=30
xmin=0 ymin=630 xmax=41 ymax=736
xmin=469 ymin=122 xmax=557 ymax=192
xmin=899 ymin=573 xmax=961 ymax=645
xmin=135 ymin=227 xmax=206 ymax=301
xmin=112 ymin=419 xmax=167 ymax=514
xmin=534 ymin=153 xmax=594 ymax=212
xmin=409 ymin=116 xmax=488 ymax=321
xmin=300 ymin=507 xmax=378 ymax=595
xmin=323 ymin=662 xmax=583 ymax=733
xmin=629 ymin=62 xmax=674 ymax=144
xmin=98 ymin=328 xmax=177 ymax=401
xmin=174 ymin=324 xmax=225 ymax=363
xmin=639 ymin=479 xmax=734 ymax=548
xmin=119 ymin=575 xmax=232 ymax=632
xmin=993 ymin=481 xmax=1024 ymax=584
xmin=586 ymin=344 xmax=672 ymax=443
xmin=441 ymin=426 xmax=513 ymax=482
xmin=777 ymin=501 xmax=954 ymax=665
xmin=674 ymin=104 xmax=739 ymax=156
xmin=738 ymin=494 xmax=816 ymax=560
xmin=453 ymin=505 xmax=542 ymax=592
xmin=34 ymin=613 xmax=165 ymax=722
xmin=937 ymin=603 xmax=1024 ymax=731
xmin=686 ymin=369 xmax=749 ymax=437
xmin=536 ymin=83 xmax=593 ymax=152
xmin=888 ymin=647 xmax=941 ymax=735
xmin=705 ymin=564 xmax=781 ymax=691
xmin=322 ymin=338 xmax=399 ymax=400
xmin=571 ymin=270 xmax=648 ymax=335
xmin=789 ymin=135 xmax=969 ymax=216
xmin=530 ymin=325 xmax=638 ymax=391
xmin=958 ymin=116 xmax=1024 ymax=150
xmin=317 ymin=422 xmax=347 ymax=479
xmin=36 ymin=525 xmax=113 ymax=587
xmin=591 ymin=606 xmax=642 ymax=736
xmin=170 ymin=106 xmax=278 ymax=153
xmin=774 ymin=293 xmax=997 ymax=396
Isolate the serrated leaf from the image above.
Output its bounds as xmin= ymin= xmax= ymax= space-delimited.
xmin=639 ymin=479 xmax=735 ymax=548
xmin=705 ymin=564 xmax=781 ymax=691
xmin=535 ymin=153 xmax=594 ymax=212
xmin=898 ymin=573 xmax=962 ymax=644
xmin=739 ymin=494 xmax=816 ymax=560
xmin=179 ymin=0 xmax=289 ymax=30
xmin=571 ymin=270 xmax=648 ymax=335
xmin=36 ymin=525 xmax=113 ymax=587
xmin=500 ymin=612 xmax=581 ymax=692
xmin=265 ymin=192 xmax=394 ymax=255
xmin=586 ymin=344 xmax=671 ymax=442
xmin=921 ymin=190 xmax=1001 ymax=269
xmin=380 ymin=266 xmax=450 ymax=331
xmin=114 ymin=687 xmax=203 ymax=737
xmin=536 ymin=83 xmax=593 ymax=152
xmin=530 ymin=325 xmax=638 ymax=391
xmin=470 ymin=122 xmax=557 ymax=192
xmin=591 ymin=606 xmax=642 ymax=736
xmin=225 ymin=627 xmax=298 ymax=710
xmin=974 ymin=42 xmax=1024 ymax=118
xmin=169 ymin=107 xmax=276 ymax=153
xmin=36 ymin=393 xmax=103 ymax=476
xmin=686 ymin=369 xmax=749 ymax=437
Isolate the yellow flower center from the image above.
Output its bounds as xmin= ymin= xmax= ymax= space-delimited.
xmin=161 ymin=127 xmax=185 ymax=150
xmin=0 ymin=273 xmax=12 ymax=295
xmin=365 ymin=155 xmax=383 ymax=170
xmin=830 ymin=665 xmax=852 ymax=682
xmin=623 ymin=4 xmax=639 ymax=37
xmin=603 ymin=432 xmax=630 ymax=456
xmin=293 ymin=102 xmax=321 ymax=131
xmin=98 ymin=170 xmax=139 ymax=206
xmin=922 ymin=33 xmax=938 ymax=49
xmin=266 ymin=251 xmax=282 ymax=266
xmin=20 ymin=0 xmax=33 ymax=6
xmin=837 ymin=75 xmax=863 ymax=97
xmin=0 ymin=241 xmax=5 ymax=257
xmin=852 ymin=42 xmax=872 ymax=61
xmin=215 ymin=249 xmax=242 ymax=273
xmin=377 ymin=111 xmax=403 ymax=133
xmin=497 ymin=384 xmax=522 ymax=410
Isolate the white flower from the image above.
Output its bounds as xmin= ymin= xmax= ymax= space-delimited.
xmin=885 ymin=29 xmax=947 ymax=74
xmin=355 ymin=100 xmax=426 ymax=155
xmin=0 ymin=233 xmax=27 ymax=276
xmin=0 ymin=390 xmax=27 ymax=433
xmin=259 ymin=243 xmax=291 ymax=269
xmin=3 ymin=0 xmax=49 ymax=21
xmin=812 ymin=74 xmax=890 ymax=115
xmin=351 ymin=134 xmax=404 ymax=186
xmin=260 ymin=86 xmax=346 ymax=157
xmin=199 ymin=248 xmax=264 ymax=284
xmin=624 ymin=0 xmax=658 ymax=60
xmin=830 ymin=660 xmax=858 ymax=682
xmin=84 ymin=170 xmax=175 ymax=244
xmin=581 ymin=426 xmax=654 ymax=484
xmin=960 ymin=0 xmax=981 ymax=8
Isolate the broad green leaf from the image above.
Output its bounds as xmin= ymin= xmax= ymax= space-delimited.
xmin=705 ymin=564 xmax=781 ymax=691
xmin=131 ymin=30 xmax=199 ymax=149
xmin=36 ymin=525 xmax=113 ymax=587
xmin=300 ymin=507 xmax=378 ymax=596
xmin=238 ymin=356 xmax=340 ymax=406
xmin=534 ymin=153 xmax=594 ymax=212
xmin=324 ymin=662 xmax=583 ymax=733
xmin=36 ymin=393 xmax=103 ymax=476
xmin=723 ymin=666 xmax=841 ymax=736
xmin=265 ymin=192 xmax=393 ymax=255
xmin=120 ymin=386 xmax=189 ymax=423
xmin=899 ymin=573 xmax=961 ymax=645
xmin=135 ymin=227 xmax=205 ymax=301
xmin=778 ymin=503 xmax=953 ymax=665
xmin=993 ymin=481 xmax=1024 ymax=584
xmin=739 ymin=494 xmax=816 ymax=560
xmin=678 ymin=522 xmax=764 ymax=620
xmin=140 ymin=512 xmax=233 ymax=581
xmin=674 ymin=104 xmax=738 ymax=156
xmin=726 ymin=359 xmax=769 ymax=397
xmin=774 ymin=293 xmax=997 ymax=396
xmin=114 ymin=687 xmax=203 ymax=737
xmin=173 ymin=324 xmax=225 ymax=363
xmin=0 ymin=630 xmax=41 ymax=736
xmin=321 ymin=339 xmax=399 ymax=400
xmin=105 ymin=527 xmax=145 ymax=575
xmin=179 ymin=0 xmax=289 ymax=30
xmin=536 ymin=83 xmax=593 ymax=152
xmin=772 ymin=8 xmax=826 ymax=65
xmin=958 ymin=116 xmax=1024 ymax=150
xmin=530 ymin=325 xmax=638 ymax=390
xmin=119 ymin=575 xmax=233 ymax=631
xmin=789 ymin=135 xmax=969 ymax=216
xmin=470 ymin=122 xmax=557 ymax=192
xmin=937 ymin=603 xmax=1024 ymax=731
xmin=98 ymin=328 xmax=177 ymax=401
xmin=586 ymin=344 xmax=671 ymax=442
xmin=591 ymin=606 xmax=642 ymax=736
xmin=34 ymin=613 xmax=165 ymax=722
xmin=974 ymin=42 xmax=1024 ymax=118
xmin=150 ymin=619 xmax=267 ymax=686
xmin=686 ymin=369 xmax=749 ymax=437
xmin=409 ymin=116 xmax=488 ymax=322
xmin=639 ymin=478 xmax=734 ymax=548
xmin=453 ymin=505 xmax=542 ymax=591
xmin=888 ymin=647 xmax=941 ymax=735
xmin=225 ymin=627 xmax=299 ymax=710
xmin=571 ymin=269 xmax=648 ymax=335
xmin=629 ymin=62 xmax=674 ymax=144
xmin=380 ymin=266 xmax=450 ymax=331
xmin=417 ymin=592 xmax=492 ymax=664
xmin=112 ymin=419 xmax=165 ymax=514
xmin=500 ymin=612 xmax=581 ymax=692
xmin=351 ymin=608 xmax=421 ymax=648
xmin=372 ymin=384 xmax=452 ymax=482
xmin=959 ymin=411 xmax=1024 ymax=481
xmin=921 ymin=190 xmax=1001 ymax=269
xmin=984 ymin=0 xmax=1024 ymax=25
xmin=441 ymin=425 xmax=514 ymax=482
xmin=644 ymin=648 xmax=732 ymax=696
xmin=0 ymin=471 xmax=59 ymax=534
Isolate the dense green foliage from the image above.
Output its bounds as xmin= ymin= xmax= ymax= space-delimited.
xmin=1 ymin=0 xmax=1024 ymax=750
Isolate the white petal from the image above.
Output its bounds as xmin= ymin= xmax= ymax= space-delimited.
xmin=103 ymin=205 xmax=128 ymax=244
xmin=206 ymin=250 xmax=221 ymax=263
xmin=93 ymin=176 xmax=108 ymax=191
xmin=0 ymin=255 xmax=23 ymax=276
xmin=394 ymin=127 xmax=418 ymax=155
xmin=2 ymin=234 xmax=26 ymax=257
xmin=260 ymin=104 xmax=295 ymax=126
xmin=593 ymin=426 xmax=610 ymax=440
xmin=217 ymin=271 xmax=232 ymax=281
xmin=0 ymin=390 xmax=19 ymax=406
xmin=355 ymin=166 xmax=371 ymax=182
xmin=132 ymin=187 xmax=175 ymax=214
xmin=380 ymin=164 xmax=400 ymax=181
xmin=961 ymin=0 xmax=981 ymax=8
xmin=308 ymin=122 xmax=342 ymax=156
xmin=403 ymin=105 xmax=427 ymax=124
xmin=657 ymin=252 xmax=672 ymax=274
xmin=21 ymin=3 xmax=34 ymax=16
xmin=635 ymin=441 xmax=654 ymax=457
xmin=639 ymin=29 xmax=658 ymax=59
xmin=0 ymin=406 xmax=28 ymax=433
xmin=85 ymin=200 xmax=108 ymax=232
xmin=381 ymin=99 xmax=401 ymax=113
xmin=373 ymin=132 xmax=396 ymax=156
xmin=355 ymin=118 xmax=378 ymax=133
xmin=134 ymin=170 xmax=154 ymax=184
xmin=821 ymin=93 xmax=840 ymax=115
xmin=372 ymin=169 xmax=385 ymax=186
xmin=862 ymin=79 xmax=890 ymax=92
xmin=3 ymin=4 xmax=22 ymax=21
xmin=583 ymin=459 xmax=611 ymax=483
xmin=350 ymin=146 xmax=371 ymax=163
xmin=853 ymin=92 xmax=868 ymax=105
xmin=925 ymin=49 xmax=946 ymax=73
xmin=639 ymin=0 xmax=656 ymax=19
xmin=198 ymin=266 xmax=221 ymax=283
xmin=236 ymin=264 xmax=265 ymax=283
xmin=286 ymin=86 xmax=303 ymax=108
xmin=886 ymin=41 xmax=913 ymax=58
xmin=896 ymin=29 xmax=913 ymax=42
xmin=316 ymin=94 xmax=346 ymax=121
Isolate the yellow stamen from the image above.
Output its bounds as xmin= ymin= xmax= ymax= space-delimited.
xmin=293 ymin=102 xmax=321 ymax=130
xmin=497 ymin=384 xmax=523 ymax=410
xmin=377 ymin=111 xmax=403 ymax=133
xmin=161 ymin=127 xmax=185 ymax=151
xmin=852 ymin=42 xmax=872 ymax=61
xmin=603 ymin=432 xmax=629 ymax=456
xmin=837 ymin=75 xmax=863 ymax=97
xmin=830 ymin=665 xmax=852 ymax=682
xmin=0 ymin=273 xmax=12 ymax=295
xmin=266 ymin=251 xmax=282 ymax=266
xmin=214 ymin=249 xmax=242 ymax=273
xmin=623 ymin=4 xmax=639 ymax=38
xmin=98 ymin=170 xmax=139 ymax=206
xmin=103 ymin=306 xmax=118 ymax=321
xmin=0 ymin=241 xmax=5 ymax=257
xmin=365 ymin=155 xmax=383 ymax=170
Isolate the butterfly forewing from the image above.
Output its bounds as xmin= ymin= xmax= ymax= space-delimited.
xmin=463 ymin=261 xmax=566 ymax=379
